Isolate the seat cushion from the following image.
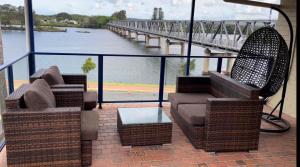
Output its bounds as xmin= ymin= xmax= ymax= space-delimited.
xmin=84 ymin=91 xmax=97 ymax=110
xmin=24 ymin=79 xmax=56 ymax=109
xmin=178 ymin=104 xmax=206 ymax=126
xmin=168 ymin=93 xmax=215 ymax=111
xmin=42 ymin=66 xmax=65 ymax=85
xmin=81 ymin=111 xmax=99 ymax=140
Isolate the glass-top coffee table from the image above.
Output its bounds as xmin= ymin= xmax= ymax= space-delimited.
xmin=117 ymin=107 xmax=172 ymax=146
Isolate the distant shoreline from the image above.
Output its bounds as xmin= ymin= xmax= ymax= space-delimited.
xmin=1 ymin=26 xmax=68 ymax=32
xmin=1 ymin=24 xmax=107 ymax=32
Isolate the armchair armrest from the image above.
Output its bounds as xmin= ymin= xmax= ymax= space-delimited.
xmin=209 ymin=71 xmax=260 ymax=99
xmin=176 ymin=76 xmax=210 ymax=93
xmin=52 ymin=88 xmax=84 ymax=108
xmin=5 ymin=84 xmax=30 ymax=109
xmin=204 ymin=98 xmax=264 ymax=151
xmin=62 ymin=74 xmax=87 ymax=91
xmin=2 ymin=107 xmax=82 ymax=166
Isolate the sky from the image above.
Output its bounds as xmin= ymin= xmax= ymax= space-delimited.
xmin=0 ymin=0 xmax=280 ymax=20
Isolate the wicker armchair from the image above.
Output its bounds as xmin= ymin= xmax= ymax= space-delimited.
xmin=169 ymin=72 xmax=264 ymax=152
xmin=3 ymin=80 xmax=98 ymax=166
xmin=30 ymin=66 xmax=98 ymax=110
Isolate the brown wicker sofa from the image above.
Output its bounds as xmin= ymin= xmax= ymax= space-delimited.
xmin=168 ymin=71 xmax=264 ymax=152
xmin=3 ymin=79 xmax=98 ymax=166
xmin=30 ymin=66 xmax=98 ymax=110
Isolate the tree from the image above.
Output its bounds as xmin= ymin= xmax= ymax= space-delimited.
xmin=82 ymin=58 xmax=96 ymax=74
xmin=111 ymin=10 xmax=127 ymax=20
xmin=180 ymin=59 xmax=196 ymax=75
xmin=151 ymin=7 xmax=158 ymax=20
xmin=17 ymin=6 xmax=24 ymax=28
xmin=56 ymin=12 xmax=72 ymax=21
xmin=158 ymin=8 xmax=164 ymax=20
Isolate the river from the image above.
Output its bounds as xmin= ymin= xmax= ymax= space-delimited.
xmin=2 ymin=27 xmax=227 ymax=85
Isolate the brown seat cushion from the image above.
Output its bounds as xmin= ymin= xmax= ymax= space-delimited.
xmin=168 ymin=93 xmax=215 ymax=111
xmin=24 ymin=79 xmax=56 ymax=109
xmin=84 ymin=91 xmax=97 ymax=110
xmin=42 ymin=66 xmax=65 ymax=85
xmin=81 ymin=111 xmax=99 ymax=140
xmin=178 ymin=104 xmax=206 ymax=126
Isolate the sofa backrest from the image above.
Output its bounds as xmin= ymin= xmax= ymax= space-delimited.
xmin=24 ymin=79 xmax=56 ymax=109
xmin=209 ymin=72 xmax=260 ymax=99
xmin=42 ymin=66 xmax=65 ymax=85
xmin=5 ymin=79 xmax=57 ymax=109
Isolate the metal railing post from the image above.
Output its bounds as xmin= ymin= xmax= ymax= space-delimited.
xmin=217 ymin=58 xmax=223 ymax=73
xmin=186 ymin=0 xmax=196 ymax=76
xmin=7 ymin=65 xmax=14 ymax=94
xmin=24 ymin=0 xmax=36 ymax=76
xmin=98 ymin=55 xmax=103 ymax=108
xmin=158 ymin=57 xmax=166 ymax=107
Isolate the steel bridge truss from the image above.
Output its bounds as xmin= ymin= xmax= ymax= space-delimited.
xmin=107 ymin=20 xmax=276 ymax=52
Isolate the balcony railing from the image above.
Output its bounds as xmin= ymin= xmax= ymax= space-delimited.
xmin=0 ymin=52 xmax=236 ymax=151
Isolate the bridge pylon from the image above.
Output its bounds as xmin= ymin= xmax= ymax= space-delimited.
xmin=145 ymin=35 xmax=161 ymax=48
xmin=135 ymin=32 xmax=146 ymax=43
xmin=165 ymin=39 xmax=185 ymax=56
xmin=127 ymin=30 xmax=135 ymax=39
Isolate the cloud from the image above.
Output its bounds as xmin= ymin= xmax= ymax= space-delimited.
xmin=0 ymin=0 xmax=278 ymax=20
xmin=171 ymin=0 xmax=191 ymax=6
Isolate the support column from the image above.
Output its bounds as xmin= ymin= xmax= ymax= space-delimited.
xmin=146 ymin=35 xmax=150 ymax=45
xmin=165 ymin=39 xmax=170 ymax=55
xmin=158 ymin=37 xmax=161 ymax=46
xmin=202 ymin=48 xmax=211 ymax=75
xmin=127 ymin=31 xmax=135 ymax=39
xmin=225 ymin=52 xmax=233 ymax=75
xmin=128 ymin=30 xmax=132 ymax=39
xmin=180 ymin=42 xmax=185 ymax=56
xmin=145 ymin=35 xmax=161 ymax=48
xmin=134 ymin=32 xmax=146 ymax=42
xmin=24 ymin=0 xmax=35 ymax=75
xmin=165 ymin=39 xmax=185 ymax=56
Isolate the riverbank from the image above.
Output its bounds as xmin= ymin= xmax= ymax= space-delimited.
xmin=11 ymin=80 xmax=176 ymax=93
xmin=1 ymin=26 xmax=67 ymax=32
xmin=35 ymin=26 xmax=67 ymax=32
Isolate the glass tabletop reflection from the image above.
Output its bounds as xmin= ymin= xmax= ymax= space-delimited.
xmin=118 ymin=107 xmax=172 ymax=125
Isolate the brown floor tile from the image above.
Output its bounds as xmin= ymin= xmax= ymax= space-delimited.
xmin=0 ymin=103 xmax=296 ymax=167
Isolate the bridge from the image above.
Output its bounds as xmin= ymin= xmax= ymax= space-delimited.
xmin=106 ymin=20 xmax=276 ymax=54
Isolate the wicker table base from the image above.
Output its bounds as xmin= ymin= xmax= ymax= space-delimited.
xmin=117 ymin=108 xmax=172 ymax=146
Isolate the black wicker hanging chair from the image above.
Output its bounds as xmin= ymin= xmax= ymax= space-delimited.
xmin=231 ymin=27 xmax=289 ymax=97
xmin=230 ymin=26 xmax=291 ymax=132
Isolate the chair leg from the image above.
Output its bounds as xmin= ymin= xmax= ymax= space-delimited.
xmin=81 ymin=140 xmax=92 ymax=166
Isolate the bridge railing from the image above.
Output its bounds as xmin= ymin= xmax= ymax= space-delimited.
xmin=107 ymin=20 xmax=276 ymax=52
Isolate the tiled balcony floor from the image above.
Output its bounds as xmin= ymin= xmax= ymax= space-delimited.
xmin=0 ymin=103 xmax=296 ymax=167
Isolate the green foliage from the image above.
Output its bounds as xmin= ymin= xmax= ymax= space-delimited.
xmin=0 ymin=4 xmax=25 ymax=26
xmin=0 ymin=4 xmax=126 ymax=29
xmin=180 ymin=59 xmax=196 ymax=75
xmin=82 ymin=58 xmax=96 ymax=74
xmin=111 ymin=10 xmax=127 ymax=20
xmin=84 ymin=16 xmax=110 ymax=28
xmin=56 ymin=12 xmax=72 ymax=21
